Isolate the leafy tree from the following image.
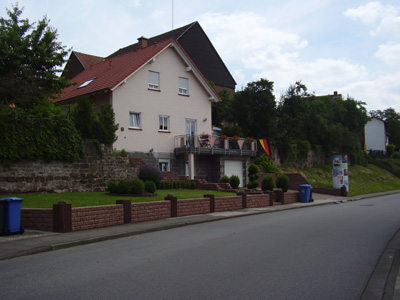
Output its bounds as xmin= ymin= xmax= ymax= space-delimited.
xmin=70 ymin=97 xmax=98 ymax=139
xmin=0 ymin=4 xmax=71 ymax=109
xmin=232 ymin=79 xmax=277 ymax=139
xmin=98 ymin=104 xmax=119 ymax=145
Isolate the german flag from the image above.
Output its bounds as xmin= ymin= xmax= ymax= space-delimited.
xmin=259 ymin=139 xmax=270 ymax=156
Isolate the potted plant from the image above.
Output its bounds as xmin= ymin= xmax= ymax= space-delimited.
xmin=200 ymin=132 xmax=210 ymax=139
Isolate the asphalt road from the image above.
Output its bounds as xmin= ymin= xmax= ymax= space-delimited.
xmin=1 ymin=194 xmax=400 ymax=300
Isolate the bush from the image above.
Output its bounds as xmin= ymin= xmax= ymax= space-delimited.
xmin=131 ymin=179 xmax=144 ymax=194
xmin=261 ymin=175 xmax=274 ymax=191
xmin=247 ymin=181 xmax=259 ymax=189
xmin=220 ymin=175 xmax=230 ymax=183
xmin=190 ymin=181 xmax=197 ymax=189
xmin=387 ymin=144 xmax=396 ymax=157
xmin=107 ymin=179 xmax=118 ymax=194
xmin=229 ymin=175 xmax=240 ymax=189
xmin=248 ymin=164 xmax=259 ymax=175
xmin=392 ymin=152 xmax=400 ymax=160
xmin=117 ymin=179 xmax=130 ymax=194
xmin=255 ymin=154 xmax=278 ymax=173
xmin=145 ymin=181 xmax=157 ymax=193
xmin=276 ymin=174 xmax=289 ymax=192
xmin=138 ymin=166 xmax=164 ymax=187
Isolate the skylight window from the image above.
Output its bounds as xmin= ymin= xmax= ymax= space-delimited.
xmin=78 ymin=78 xmax=96 ymax=89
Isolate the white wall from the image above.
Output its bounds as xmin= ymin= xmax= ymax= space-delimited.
xmin=112 ymin=47 xmax=213 ymax=153
xmin=365 ymin=118 xmax=386 ymax=152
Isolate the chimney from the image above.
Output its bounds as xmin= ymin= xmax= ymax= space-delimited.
xmin=138 ymin=36 xmax=148 ymax=49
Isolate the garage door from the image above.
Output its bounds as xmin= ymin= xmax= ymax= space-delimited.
xmin=224 ymin=160 xmax=243 ymax=187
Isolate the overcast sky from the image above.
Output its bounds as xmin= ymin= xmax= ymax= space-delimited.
xmin=2 ymin=0 xmax=400 ymax=113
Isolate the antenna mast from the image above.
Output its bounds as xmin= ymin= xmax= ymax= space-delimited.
xmin=172 ymin=0 xmax=174 ymax=29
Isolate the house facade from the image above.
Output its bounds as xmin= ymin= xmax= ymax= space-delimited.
xmin=57 ymin=34 xmax=256 ymax=186
xmin=365 ymin=117 xmax=388 ymax=153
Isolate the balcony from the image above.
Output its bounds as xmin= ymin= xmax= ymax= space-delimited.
xmin=174 ymin=135 xmax=257 ymax=156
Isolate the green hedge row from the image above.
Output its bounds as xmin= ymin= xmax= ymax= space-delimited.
xmin=0 ymin=113 xmax=83 ymax=162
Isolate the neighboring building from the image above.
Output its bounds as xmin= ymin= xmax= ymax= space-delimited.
xmin=365 ymin=117 xmax=388 ymax=153
xmin=56 ymin=35 xmax=256 ymax=186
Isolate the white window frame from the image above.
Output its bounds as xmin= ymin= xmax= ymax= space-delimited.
xmin=78 ymin=77 xmax=96 ymax=89
xmin=129 ymin=112 xmax=141 ymax=129
xmin=149 ymin=71 xmax=160 ymax=90
xmin=179 ymin=77 xmax=189 ymax=95
xmin=159 ymin=159 xmax=170 ymax=172
xmin=159 ymin=115 xmax=170 ymax=132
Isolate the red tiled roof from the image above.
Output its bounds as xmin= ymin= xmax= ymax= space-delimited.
xmin=55 ymin=39 xmax=174 ymax=102
xmin=74 ymin=51 xmax=104 ymax=69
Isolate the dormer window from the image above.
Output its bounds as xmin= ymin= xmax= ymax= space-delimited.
xmin=78 ymin=78 xmax=96 ymax=89
xmin=148 ymin=71 xmax=160 ymax=90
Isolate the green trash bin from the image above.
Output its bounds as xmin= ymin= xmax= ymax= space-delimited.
xmin=1 ymin=197 xmax=24 ymax=235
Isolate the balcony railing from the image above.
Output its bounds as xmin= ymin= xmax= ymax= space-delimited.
xmin=174 ymin=135 xmax=257 ymax=156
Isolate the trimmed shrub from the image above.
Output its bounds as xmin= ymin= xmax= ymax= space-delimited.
xmin=255 ymin=154 xmax=278 ymax=173
xmin=220 ymin=175 xmax=230 ymax=183
xmin=190 ymin=181 xmax=197 ymax=189
xmin=261 ymin=175 xmax=274 ymax=191
xmin=131 ymin=179 xmax=145 ymax=194
xmin=107 ymin=179 xmax=118 ymax=194
xmin=145 ymin=181 xmax=157 ymax=193
xmin=117 ymin=179 xmax=129 ymax=194
xmin=138 ymin=166 xmax=164 ymax=187
xmin=247 ymin=181 xmax=259 ymax=189
xmin=229 ymin=175 xmax=240 ymax=189
xmin=276 ymin=174 xmax=289 ymax=192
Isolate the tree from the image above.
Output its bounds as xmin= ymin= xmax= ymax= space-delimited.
xmin=0 ymin=4 xmax=71 ymax=109
xmin=98 ymin=104 xmax=119 ymax=145
xmin=71 ymin=97 xmax=97 ymax=139
xmin=232 ymin=79 xmax=277 ymax=138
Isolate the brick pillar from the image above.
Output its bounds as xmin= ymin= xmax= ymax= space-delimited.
xmin=204 ymin=194 xmax=215 ymax=213
xmin=265 ymin=191 xmax=274 ymax=206
xmin=241 ymin=193 xmax=247 ymax=209
xmin=53 ymin=202 xmax=72 ymax=233
xmin=274 ymin=190 xmax=284 ymax=204
xmin=116 ymin=199 xmax=132 ymax=223
xmin=165 ymin=196 xmax=177 ymax=217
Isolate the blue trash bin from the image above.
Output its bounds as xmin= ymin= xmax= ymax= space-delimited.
xmin=1 ymin=197 xmax=24 ymax=235
xmin=299 ymin=184 xmax=311 ymax=203
xmin=0 ymin=199 xmax=5 ymax=235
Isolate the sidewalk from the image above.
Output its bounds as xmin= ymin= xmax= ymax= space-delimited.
xmin=1 ymin=190 xmax=400 ymax=299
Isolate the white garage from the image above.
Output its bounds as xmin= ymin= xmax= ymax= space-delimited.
xmin=224 ymin=160 xmax=244 ymax=187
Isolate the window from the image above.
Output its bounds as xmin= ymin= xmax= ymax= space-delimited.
xmin=159 ymin=159 xmax=170 ymax=172
xmin=129 ymin=112 xmax=141 ymax=129
xmin=78 ymin=78 xmax=95 ymax=89
xmin=179 ymin=77 xmax=189 ymax=95
xmin=159 ymin=115 xmax=170 ymax=131
xmin=149 ymin=71 xmax=160 ymax=90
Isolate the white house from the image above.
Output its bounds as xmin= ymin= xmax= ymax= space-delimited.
xmin=56 ymin=36 xmax=257 ymax=185
xmin=365 ymin=117 xmax=387 ymax=153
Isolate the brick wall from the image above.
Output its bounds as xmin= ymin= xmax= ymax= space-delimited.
xmin=177 ymin=198 xmax=210 ymax=217
xmin=71 ymin=205 xmax=124 ymax=231
xmin=246 ymin=194 xmax=270 ymax=208
xmin=132 ymin=201 xmax=171 ymax=223
xmin=214 ymin=196 xmax=243 ymax=212
xmin=21 ymin=208 xmax=53 ymax=232
xmin=283 ymin=192 xmax=299 ymax=204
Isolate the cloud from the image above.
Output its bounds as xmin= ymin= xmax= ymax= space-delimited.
xmin=375 ymin=42 xmax=400 ymax=65
xmin=344 ymin=1 xmax=400 ymax=38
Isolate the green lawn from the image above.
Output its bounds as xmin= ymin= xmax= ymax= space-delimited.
xmin=3 ymin=190 xmax=236 ymax=208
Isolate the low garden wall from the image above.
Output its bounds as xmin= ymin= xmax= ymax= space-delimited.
xmin=21 ymin=191 xmax=300 ymax=233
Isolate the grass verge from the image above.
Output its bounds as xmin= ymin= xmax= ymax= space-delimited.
xmin=3 ymin=190 xmax=236 ymax=209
